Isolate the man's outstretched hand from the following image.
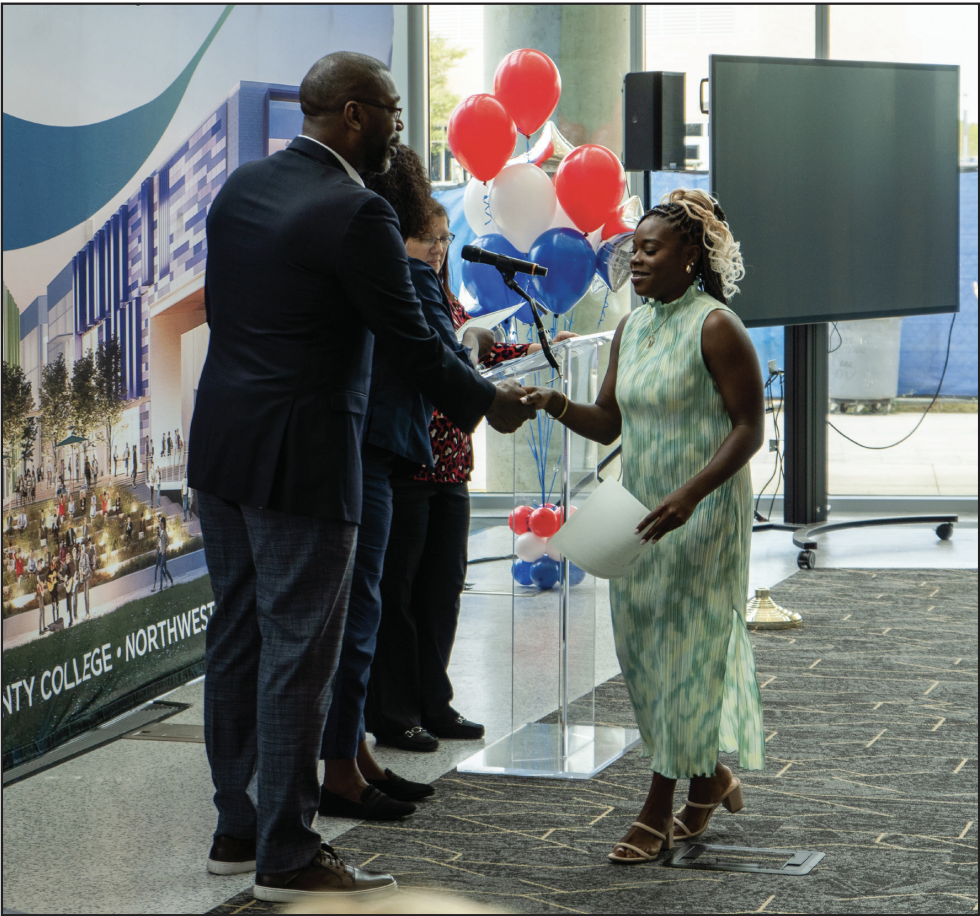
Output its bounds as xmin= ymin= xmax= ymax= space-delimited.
xmin=486 ymin=379 xmax=536 ymax=433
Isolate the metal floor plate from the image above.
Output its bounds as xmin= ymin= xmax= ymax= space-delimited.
xmin=665 ymin=843 xmax=826 ymax=876
xmin=2 ymin=701 xmax=189 ymax=786
xmin=124 ymin=722 xmax=204 ymax=743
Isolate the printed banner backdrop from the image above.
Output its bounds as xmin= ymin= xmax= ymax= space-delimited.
xmin=2 ymin=5 xmax=394 ymax=768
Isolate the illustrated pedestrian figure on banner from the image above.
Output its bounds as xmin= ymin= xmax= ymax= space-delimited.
xmin=113 ymin=447 xmax=118 ymax=476
xmin=79 ymin=540 xmax=93 ymax=617
xmin=167 ymin=433 xmax=174 ymax=462
xmin=152 ymin=516 xmax=174 ymax=592
xmin=124 ymin=445 xmax=130 ymax=476
xmin=132 ymin=446 xmax=138 ymax=485
xmin=37 ymin=576 xmax=48 ymax=635
xmin=182 ymin=476 xmax=189 ymax=520
xmin=65 ymin=552 xmax=78 ymax=626
xmin=47 ymin=565 xmax=63 ymax=627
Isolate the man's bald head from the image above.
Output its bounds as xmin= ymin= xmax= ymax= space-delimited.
xmin=300 ymin=51 xmax=392 ymax=117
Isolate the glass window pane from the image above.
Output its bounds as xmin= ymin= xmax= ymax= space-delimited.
xmin=428 ymin=5 xmax=485 ymax=185
xmin=644 ymin=4 xmax=815 ymax=168
xmin=826 ymin=5 xmax=978 ymax=499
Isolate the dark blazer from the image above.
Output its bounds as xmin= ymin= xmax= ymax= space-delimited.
xmin=188 ymin=137 xmax=496 ymax=523
xmin=366 ymin=258 xmax=469 ymax=467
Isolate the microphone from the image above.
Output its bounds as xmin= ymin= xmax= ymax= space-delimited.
xmin=461 ymin=245 xmax=548 ymax=277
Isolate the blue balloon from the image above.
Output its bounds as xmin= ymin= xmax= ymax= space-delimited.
xmin=461 ymin=234 xmax=527 ymax=316
xmin=530 ymin=557 xmax=561 ymax=590
xmin=514 ymin=302 xmax=536 ymax=325
xmin=567 ymin=563 xmax=587 ymax=586
xmin=511 ymin=559 xmax=535 ymax=587
xmin=527 ymin=228 xmax=597 ymax=315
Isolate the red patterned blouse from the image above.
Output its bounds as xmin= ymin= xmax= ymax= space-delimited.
xmin=414 ymin=293 xmax=529 ymax=484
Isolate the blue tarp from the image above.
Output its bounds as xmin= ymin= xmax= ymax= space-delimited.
xmin=436 ymin=170 xmax=978 ymax=396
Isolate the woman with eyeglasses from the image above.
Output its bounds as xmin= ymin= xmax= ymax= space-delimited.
xmin=317 ymin=144 xmax=485 ymax=821
xmin=363 ymin=174 xmax=574 ymax=754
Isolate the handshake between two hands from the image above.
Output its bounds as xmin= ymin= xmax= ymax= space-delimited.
xmin=485 ymin=380 xmax=551 ymax=433
xmin=479 ymin=331 xmax=578 ymax=434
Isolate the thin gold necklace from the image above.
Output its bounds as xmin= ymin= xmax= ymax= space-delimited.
xmin=646 ymin=307 xmax=670 ymax=348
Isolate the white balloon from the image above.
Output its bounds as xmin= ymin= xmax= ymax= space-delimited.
xmin=488 ymin=164 xmax=557 ymax=254
xmin=544 ymin=539 xmax=562 ymax=561
xmin=463 ymin=177 xmax=496 ymax=236
xmin=515 ymin=532 xmax=547 ymax=562
xmin=550 ymin=200 xmax=578 ymax=231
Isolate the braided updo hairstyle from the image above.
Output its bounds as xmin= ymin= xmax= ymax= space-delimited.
xmin=639 ymin=189 xmax=745 ymax=305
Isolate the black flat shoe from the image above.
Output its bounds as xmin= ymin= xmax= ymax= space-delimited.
xmin=317 ymin=785 xmax=416 ymax=820
xmin=367 ymin=768 xmax=435 ymax=802
xmin=425 ymin=713 xmax=485 ymax=740
xmin=374 ymin=726 xmax=439 ymax=752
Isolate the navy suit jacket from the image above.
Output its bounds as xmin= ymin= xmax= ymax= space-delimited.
xmin=366 ymin=258 xmax=469 ymax=467
xmin=188 ymin=137 xmax=496 ymax=522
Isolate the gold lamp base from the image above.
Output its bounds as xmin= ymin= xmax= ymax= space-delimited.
xmin=746 ymin=588 xmax=802 ymax=629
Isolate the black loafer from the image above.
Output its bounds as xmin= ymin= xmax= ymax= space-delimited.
xmin=425 ymin=713 xmax=485 ymax=740
xmin=317 ymin=785 xmax=416 ymax=820
xmin=367 ymin=767 xmax=435 ymax=801
xmin=374 ymin=726 xmax=439 ymax=752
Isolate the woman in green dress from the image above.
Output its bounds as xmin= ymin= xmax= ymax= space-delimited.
xmin=522 ymin=189 xmax=766 ymax=862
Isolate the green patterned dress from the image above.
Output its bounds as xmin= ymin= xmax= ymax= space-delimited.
xmin=610 ymin=282 xmax=765 ymax=779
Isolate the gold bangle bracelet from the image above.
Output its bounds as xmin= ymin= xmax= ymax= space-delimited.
xmin=554 ymin=392 xmax=570 ymax=420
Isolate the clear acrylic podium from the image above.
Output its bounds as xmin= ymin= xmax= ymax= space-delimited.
xmin=457 ymin=332 xmax=640 ymax=779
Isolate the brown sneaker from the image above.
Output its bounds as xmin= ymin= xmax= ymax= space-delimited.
xmin=207 ymin=835 xmax=256 ymax=875
xmin=253 ymin=843 xmax=396 ymax=902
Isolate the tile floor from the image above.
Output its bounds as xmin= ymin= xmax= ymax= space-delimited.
xmin=1 ymin=517 xmax=976 ymax=914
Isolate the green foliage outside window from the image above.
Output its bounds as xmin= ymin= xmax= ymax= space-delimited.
xmin=429 ymin=35 xmax=467 ymax=152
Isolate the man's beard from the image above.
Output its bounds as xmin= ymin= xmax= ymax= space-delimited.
xmin=365 ymin=139 xmax=399 ymax=175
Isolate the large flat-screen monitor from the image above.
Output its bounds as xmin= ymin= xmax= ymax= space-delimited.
xmin=709 ymin=55 xmax=960 ymax=327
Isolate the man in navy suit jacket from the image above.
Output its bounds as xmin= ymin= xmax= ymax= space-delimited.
xmin=188 ymin=51 xmax=532 ymax=904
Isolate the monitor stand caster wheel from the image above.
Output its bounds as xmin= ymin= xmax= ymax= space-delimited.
xmin=797 ymin=550 xmax=816 ymax=569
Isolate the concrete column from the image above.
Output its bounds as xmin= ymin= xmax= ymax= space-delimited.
xmin=482 ymin=5 xmax=633 ymax=494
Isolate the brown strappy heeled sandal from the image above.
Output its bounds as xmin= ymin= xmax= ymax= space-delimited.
xmin=608 ymin=820 xmax=674 ymax=864
xmin=673 ymin=777 xmax=744 ymax=840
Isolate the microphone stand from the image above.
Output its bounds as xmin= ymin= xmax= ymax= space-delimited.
xmin=497 ymin=268 xmax=562 ymax=379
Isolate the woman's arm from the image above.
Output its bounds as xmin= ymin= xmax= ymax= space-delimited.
xmin=520 ymin=315 xmax=628 ymax=446
xmin=526 ymin=330 xmax=577 ymax=354
xmin=634 ymin=308 xmax=764 ymax=543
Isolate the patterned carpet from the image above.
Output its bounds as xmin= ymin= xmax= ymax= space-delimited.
xmin=211 ymin=569 xmax=978 ymax=914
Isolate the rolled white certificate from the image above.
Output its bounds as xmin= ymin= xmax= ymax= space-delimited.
xmin=549 ymin=477 xmax=654 ymax=579
xmin=455 ymin=304 xmax=523 ymax=341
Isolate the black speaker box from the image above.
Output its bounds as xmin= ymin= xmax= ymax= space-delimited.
xmin=623 ymin=71 xmax=687 ymax=171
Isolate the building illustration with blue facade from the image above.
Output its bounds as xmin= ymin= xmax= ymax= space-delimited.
xmin=19 ymin=81 xmax=305 ymax=468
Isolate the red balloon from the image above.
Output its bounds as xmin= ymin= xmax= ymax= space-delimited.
xmin=529 ymin=506 xmax=560 ymax=538
xmin=554 ymin=145 xmax=627 ymax=233
xmin=448 ymin=94 xmax=517 ymax=182
xmin=494 ymin=49 xmax=562 ymax=137
xmin=601 ymin=202 xmax=635 ymax=240
xmin=509 ymin=505 xmax=533 ymax=534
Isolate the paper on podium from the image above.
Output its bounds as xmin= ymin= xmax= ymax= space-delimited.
xmin=549 ymin=477 xmax=655 ymax=579
xmin=456 ymin=304 xmax=523 ymax=341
